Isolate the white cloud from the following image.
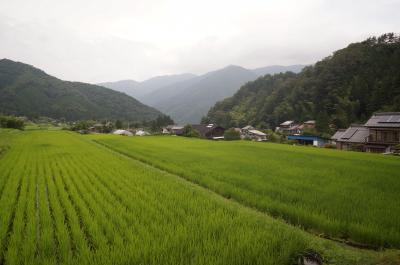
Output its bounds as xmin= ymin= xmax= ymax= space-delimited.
xmin=0 ymin=0 xmax=399 ymax=83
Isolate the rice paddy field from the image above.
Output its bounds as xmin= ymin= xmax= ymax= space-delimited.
xmin=0 ymin=129 xmax=399 ymax=264
xmin=91 ymin=135 xmax=400 ymax=249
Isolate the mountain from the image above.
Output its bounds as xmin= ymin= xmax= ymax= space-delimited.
xmin=141 ymin=65 xmax=305 ymax=124
xmin=97 ymin=79 xmax=140 ymax=96
xmin=99 ymin=73 xmax=196 ymax=100
xmin=205 ymin=33 xmax=400 ymax=133
xmin=140 ymin=65 xmax=258 ymax=123
xmin=252 ymin=64 xmax=305 ymax=76
xmin=101 ymin=65 xmax=304 ymax=124
xmin=0 ymin=59 xmax=163 ymax=121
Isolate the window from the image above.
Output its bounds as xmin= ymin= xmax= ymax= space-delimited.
xmin=394 ymin=131 xmax=399 ymax=142
xmin=383 ymin=132 xmax=388 ymax=142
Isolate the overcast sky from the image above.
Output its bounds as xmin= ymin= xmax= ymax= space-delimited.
xmin=0 ymin=0 xmax=399 ymax=83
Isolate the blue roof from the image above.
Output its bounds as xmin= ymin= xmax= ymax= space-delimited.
xmin=287 ymin=135 xmax=324 ymax=141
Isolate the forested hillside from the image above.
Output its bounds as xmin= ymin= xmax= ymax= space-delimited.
xmin=0 ymin=59 xmax=163 ymax=121
xmin=205 ymin=33 xmax=400 ymax=133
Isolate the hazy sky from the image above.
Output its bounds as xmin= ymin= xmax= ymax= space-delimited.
xmin=0 ymin=0 xmax=399 ymax=83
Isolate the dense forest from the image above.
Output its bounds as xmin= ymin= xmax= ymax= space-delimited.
xmin=0 ymin=59 xmax=165 ymax=122
xmin=204 ymin=33 xmax=400 ymax=134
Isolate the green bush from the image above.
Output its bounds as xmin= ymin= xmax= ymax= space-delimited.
xmin=324 ymin=143 xmax=336 ymax=149
xmin=224 ymin=128 xmax=241 ymax=141
xmin=182 ymin=124 xmax=200 ymax=138
xmin=0 ymin=115 xmax=25 ymax=130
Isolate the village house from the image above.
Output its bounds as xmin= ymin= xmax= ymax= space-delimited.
xmin=364 ymin=112 xmax=400 ymax=153
xmin=330 ymin=129 xmax=346 ymax=145
xmin=113 ymin=129 xmax=133 ymax=136
xmin=192 ymin=124 xmax=225 ymax=139
xmin=136 ymin=129 xmax=150 ymax=136
xmin=332 ymin=112 xmax=400 ymax=153
xmin=162 ymin=125 xmax=184 ymax=135
xmin=287 ymin=135 xmax=327 ymax=147
xmin=332 ymin=125 xmax=370 ymax=151
xmin=275 ymin=121 xmax=302 ymax=134
xmin=298 ymin=120 xmax=316 ymax=130
xmin=89 ymin=122 xmax=114 ymax=133
xmin=241 ymin=125 xmax=267 ymax=141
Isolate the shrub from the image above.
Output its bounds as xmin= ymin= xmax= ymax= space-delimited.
xmin=224 ymin=128 xmax=241 ymax=141
xmin=324 ymin=143 xmax=336 ymax=149
xmin=182 ymin=125 xmax=200 ymax=138
xmin=0 ymin=115 xmax=25 ymax=130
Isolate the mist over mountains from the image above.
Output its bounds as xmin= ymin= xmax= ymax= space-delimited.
xmin=101 ymin=64 xmax=304 ymax=123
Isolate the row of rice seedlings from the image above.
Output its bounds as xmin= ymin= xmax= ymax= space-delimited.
xmin=56 ymin=160 xmax=109 ymax=255
xmin=21 ymin=152 xmax=39 ymax=264
xmin=0 ymin=147 xmax=25 ymax=199
xmin=50 ymin=157 xmax=92 ymax=262
xmin=79 ymin=152 xmax=186 ymax=228
xmin=46 ymin=158 xmax=74 ymax=265
xmin=59 ymin=144 xmax=188 ymax=263
xmin=36 ymin=147 xmax=58 ymax=265
xmin=64 ymin=155 xmax=167 ymax=264
xmin=59 ymin=155 xmax=139 ymax=245
xmin=0 ymin=143 xmax=28 ymax=262
xmin=3 ymin=151 xmax=30 ymax=265
xmin=57 ymin=154 xmax=123 ymax=263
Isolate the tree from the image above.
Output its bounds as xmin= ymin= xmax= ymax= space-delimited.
xmin=224 ymin=128 xmax=241 ymax=140
xmin=182 ymin=124 xmax=200 ymax=138
xmin=115 ymin=120 xmax=123 ymax=129
xmin=148 ymin=115 xmax=174 ymax=133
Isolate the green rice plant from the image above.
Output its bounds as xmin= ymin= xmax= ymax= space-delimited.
xmin=0 ymin=129 xmax=399 ymax=264
xmin=92 ymin=135 xmax=400 ymax=248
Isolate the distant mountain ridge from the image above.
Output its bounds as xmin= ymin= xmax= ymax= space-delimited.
xmin=99 ymin=73 xmax=196 ymax=100
xmin=98 ymin=79 xmax=140 ymax=96
xmin=0 ymin=59 xmax=163 ymax=121
xmin=101 ymin=64 xmax=305 ymax=123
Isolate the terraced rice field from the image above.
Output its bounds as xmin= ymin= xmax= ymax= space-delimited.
xmin=0 ymin=129 xmax=399 ymax=264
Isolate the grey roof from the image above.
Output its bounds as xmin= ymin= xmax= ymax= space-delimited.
xmin=242 ymin=125 xmax=255 ymax=130
xmin=304 ymin=120 xmax=316 ymax=124
xmin=336 ymin=126 xmax=369 ymax=143
xmin=364 ymin=112 xmax=400 ymax=128
xmin=192 ymin=124 xmax=224 ymax=136
xmin=331 ymin=129 xmax=346 ymax=140
xmin=280 ymin=120 xmax=294 ymax=126
xmin=248 ymin=129 xmax=266 ymax=136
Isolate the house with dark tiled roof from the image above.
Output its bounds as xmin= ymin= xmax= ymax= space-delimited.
xmin=330 ymin=129 xmax=346 ymax=144
xmin=331 ymin=112 xmax=400 ymax=153
xmin=162 ymin=125 xmax=184 ymax=135
xmin=191 ymin=124 xmax=225 ymax=139
xmin=364 ymin=112 xmax=400 ymax=153
xmin=334 ymin=125 xmax=369 ymax=151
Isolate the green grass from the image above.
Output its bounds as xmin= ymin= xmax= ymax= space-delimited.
xmin=91 ymin=135 xmax=400 ymax=249
xmin=0 ymin=129 xmax=399 ymax=264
